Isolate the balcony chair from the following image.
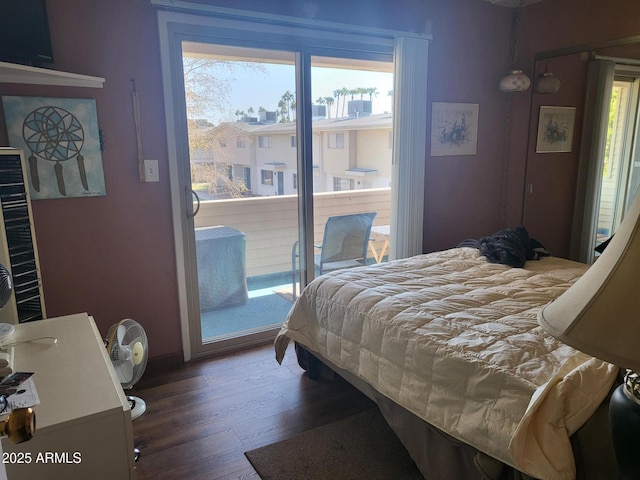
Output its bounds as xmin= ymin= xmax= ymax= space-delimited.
xmin=291 ymin=212 xmax=377 ymax=299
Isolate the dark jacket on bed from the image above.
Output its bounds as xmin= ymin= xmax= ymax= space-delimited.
xmin=458 ymin=226 xmax=550 ymax=268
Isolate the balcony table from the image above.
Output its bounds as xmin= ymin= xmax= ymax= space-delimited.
xmin=369 ymin=225 xmax=390 ymax=263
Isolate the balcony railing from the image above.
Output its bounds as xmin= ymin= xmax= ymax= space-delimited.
xmin=194 ymin=188 xmax=391 ymax=278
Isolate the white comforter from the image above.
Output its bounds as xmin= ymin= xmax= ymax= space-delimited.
xmin=275 ymin=247 xmax=618 ymax=480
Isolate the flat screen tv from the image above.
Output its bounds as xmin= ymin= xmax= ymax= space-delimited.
xmin=0 ymin=0 xmax=54 ymax=66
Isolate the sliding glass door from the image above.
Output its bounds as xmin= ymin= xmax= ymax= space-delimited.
xmin=183 ymin=43 xmax=299 ymax=346
xmin=574 ymin=62 xmax=640 ymax=264
xmin=156 ymin=6 xmax=428 ymax=360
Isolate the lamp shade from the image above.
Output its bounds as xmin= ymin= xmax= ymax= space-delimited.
xmin=499 ymin=70 xmax=531 ymax=92
xmin=538 ymin=189 xmax=640 ymax=372
xmin=534 ymin=72 xmax=561 ymax=94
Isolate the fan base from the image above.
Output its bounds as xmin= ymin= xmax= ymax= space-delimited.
xmin=128 ymin=395 xmax=147 ymax=420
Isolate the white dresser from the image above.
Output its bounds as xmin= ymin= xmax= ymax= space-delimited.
xmin=1 ymin=313 xmax=136 ymax=479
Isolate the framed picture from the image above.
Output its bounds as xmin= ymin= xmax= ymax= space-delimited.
xmin=536 ymin=106 xmax=576 ymax=153
xmin=430 ymin=102 xmax=479 ymax=156
xmin=2 ymin=96 xmax=106 ymax=200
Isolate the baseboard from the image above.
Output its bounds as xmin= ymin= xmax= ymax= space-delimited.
xmin=145 ymin=351 xmax=184 ymax=374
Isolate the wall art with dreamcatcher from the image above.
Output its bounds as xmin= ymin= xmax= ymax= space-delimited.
xmin=2 ymin=96 xmax=106 ymax=200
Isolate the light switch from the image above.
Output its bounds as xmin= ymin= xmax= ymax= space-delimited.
xmin=143 ymin=159 xmax=159 ymax=182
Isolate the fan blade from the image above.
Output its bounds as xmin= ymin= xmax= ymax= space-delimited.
xmin=119 ymin=360 xmax=134 ymax=385
xmin=117 ymin=324 xmax=127 ymax=346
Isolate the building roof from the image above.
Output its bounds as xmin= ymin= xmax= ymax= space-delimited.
xmin=209 ymin=112 xmax=393 ymax=136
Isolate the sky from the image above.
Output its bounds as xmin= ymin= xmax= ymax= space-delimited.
xmin=188 ymin=58 xmax=394 ymax=124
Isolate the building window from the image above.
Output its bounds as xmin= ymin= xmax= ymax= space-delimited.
xmin=258 ymin=136 xmax=272 ymax=148
xmin=227 ymin=165 xmax=233 ymax=180
xmin=261 ymin=170 xmax=273 ymax=186
xmin=290 ymin=135 xmax=297 ymax=147
xmin=333 ymin=177 xmax=354 ymax=191
xmin=219 ymin=138 xmax=226 ymax=147
xmin=244 ymin=167 xmax=251 ymax=190
xmin=328 ymin=133 xmax=344 ymax=149
xmin=293 ymin=173 xmax=298 ymax=189
xmin=236 ymin=138 xmax=246 ymax=148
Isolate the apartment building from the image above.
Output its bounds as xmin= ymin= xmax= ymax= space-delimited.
xmin=191 ymin=105 xmax=392 ymax=197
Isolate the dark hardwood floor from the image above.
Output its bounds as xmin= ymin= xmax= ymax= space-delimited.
xmin=131 ymin=342 xmax=375 ymax=479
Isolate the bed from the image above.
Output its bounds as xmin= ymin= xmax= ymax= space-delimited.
xmin=275 ymin=246 xmax=620 ymax=480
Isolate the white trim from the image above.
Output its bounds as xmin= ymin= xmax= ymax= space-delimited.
xmin=151 ymin=0 xmax=431 ymax=41
xmin=157 ymin=15 xmax=192 ymax=362
xmin=0 ymin=61 xmax=105 ymax=88
xmin=156 ymin=10 xmax=398 ymax=63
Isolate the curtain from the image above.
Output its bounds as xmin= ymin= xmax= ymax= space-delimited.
xmin=390 ymin=35 xmax=429 ymax=260
xmin=569 ymin=59 xmax=615 ymax=264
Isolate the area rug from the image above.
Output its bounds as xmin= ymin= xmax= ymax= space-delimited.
xmin=244 ymin=408 xmax=424 ymax=480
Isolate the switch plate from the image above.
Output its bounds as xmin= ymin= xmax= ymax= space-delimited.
xmin=143 ymin=159 xmax=159 ymax=182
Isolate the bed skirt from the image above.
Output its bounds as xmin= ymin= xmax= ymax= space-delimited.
xmin=294 ymin=343 xmax=619 ymax=480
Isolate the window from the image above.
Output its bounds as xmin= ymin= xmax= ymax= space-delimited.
xmin=227 ymin=165 xmax=233 ymax=180
xmin=244 ymin=167 xmax=251 ymax=190
xmin=258 ymin=136 xmax=272 ymax=148
xmin=219 ymin=138 xmax=226 ymax=147
xmin=328 ymin=133 xmax=344 ymax=149
xmin=290 ymin=135 xmax=297 ymax=147
xmin=293 ymin=173 xmax=298 ymax=189
xmin=236 ymin=138 xmax=246 ymax=148
xmin=261 ymin=170 xmax=273 ymax=186
xmin=333 ymin=177 xmax=354 ymax=191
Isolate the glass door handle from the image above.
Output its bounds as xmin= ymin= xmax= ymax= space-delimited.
xmin=188 ymin=188 xmax=201 ymax=218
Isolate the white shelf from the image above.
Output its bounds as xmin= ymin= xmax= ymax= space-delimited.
xmin=0 ymin=61 xmax=104 ymax=88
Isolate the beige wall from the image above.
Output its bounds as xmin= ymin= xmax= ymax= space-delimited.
xmin=357 ymin=129 xmax=392 ymax=175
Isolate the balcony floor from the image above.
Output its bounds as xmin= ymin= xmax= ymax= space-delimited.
xmin=201 ymin=272 xmax=294 ymax=339
xmin=200 ymin=257 xmax=388 ymax=341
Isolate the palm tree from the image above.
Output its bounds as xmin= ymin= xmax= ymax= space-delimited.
xmin=324 ymin=96 xmax=335 ymax=119
xmin=367 ymin=87 xmax=379 ymax=102
xmin=340 ymin=87 xmax=350 ymax=117
xmin=277 ymin=99 xmax=287 ymax=123
xmin=332 ymin=89 xmax=342 ymax=118
xmin=280 ymin=90 xmax=295 ymax=122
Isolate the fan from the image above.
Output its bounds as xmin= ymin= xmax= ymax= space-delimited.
xmin=105 ymin=319 xmax=148 ymax=421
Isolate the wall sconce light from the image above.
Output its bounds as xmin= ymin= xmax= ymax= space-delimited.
xmin=534 ymin=63 xmax=561 ymax=94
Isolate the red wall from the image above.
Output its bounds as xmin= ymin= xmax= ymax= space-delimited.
xmin=423 ymin=0 xmax=512 ymax=251
xmin=1 ymin=0 xmax=636 ymax=361
xmin=0 ymin=0 xmax=180 ymax=358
